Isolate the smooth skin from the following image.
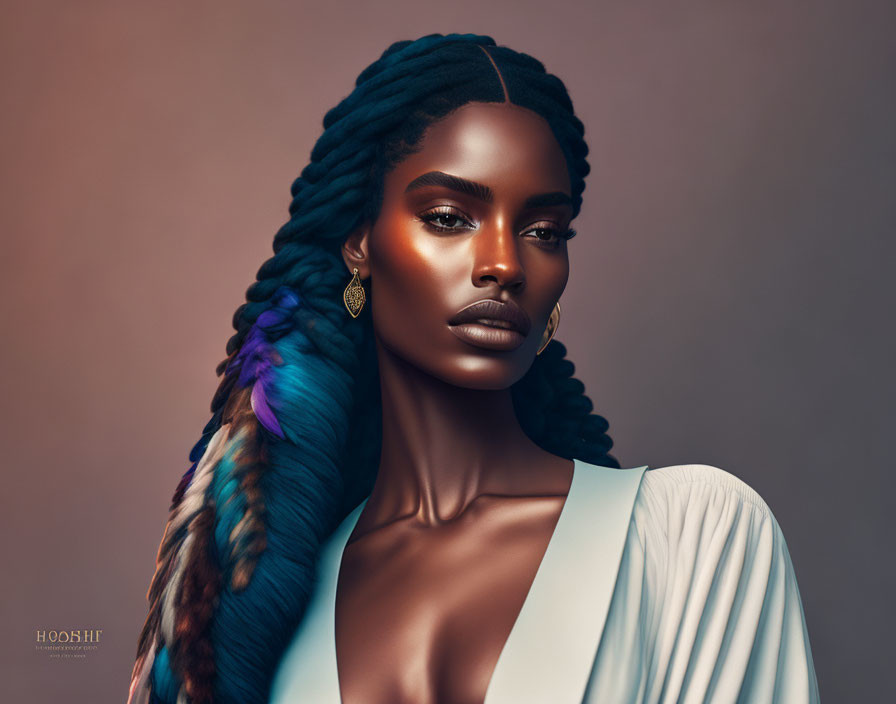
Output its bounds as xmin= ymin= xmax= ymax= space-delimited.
xmin=338 ymin=101 xmax=579 ymax=704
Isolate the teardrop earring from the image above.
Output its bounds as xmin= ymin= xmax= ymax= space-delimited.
xmin=343 ymin=267 xmax=366 ymax=318
xmin=536 ymin=302 xmax=561 ymax=355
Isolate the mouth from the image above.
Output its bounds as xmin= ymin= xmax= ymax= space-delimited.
xmin=447 ymin=299 xmax=531 ymax=351
xmin=471 ymin=318 xmax=518 ymax=330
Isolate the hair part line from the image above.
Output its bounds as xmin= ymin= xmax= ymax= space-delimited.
xmin=478 ymin=45 xmax=510 ymax=102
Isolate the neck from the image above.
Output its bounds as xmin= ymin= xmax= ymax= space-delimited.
xmin=368 ymin=338 xmax=547 ymax=527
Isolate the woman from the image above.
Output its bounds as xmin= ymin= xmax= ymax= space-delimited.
xmin=128 ymin=34 xmax=819 ymax=704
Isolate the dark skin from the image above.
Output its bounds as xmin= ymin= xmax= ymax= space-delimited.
xmin=338 ymin=101 xmax=577 ymax=704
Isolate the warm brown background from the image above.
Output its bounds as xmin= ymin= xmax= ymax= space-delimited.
xmin=1 ymin=1 xmax=892 ymax=702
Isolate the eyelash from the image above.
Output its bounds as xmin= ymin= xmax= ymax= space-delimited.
xmin=418 ymin=207 xmax=577 ymax=248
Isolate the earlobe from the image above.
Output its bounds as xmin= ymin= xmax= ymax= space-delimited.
xmin=341 ymin=224 xmax=371 ymax=279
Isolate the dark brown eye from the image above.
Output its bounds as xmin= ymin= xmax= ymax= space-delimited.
xmin=419 ymin=207 xmax=474 ymax=232
xmin=523 ymin=223 xmax=576 ymax=249
xmin=433 ymin=213 xmax=465 ymax=228
xmin=523 ymin=224 xmax=561 ymax=248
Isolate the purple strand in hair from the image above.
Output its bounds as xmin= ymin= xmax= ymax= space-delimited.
xmin=225 ymin=286 xmax=302 ymax=438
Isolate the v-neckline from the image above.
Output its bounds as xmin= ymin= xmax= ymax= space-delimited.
xmin=268 ymin=459 xmax=648 ymax=704
xmin=334 ymin=458 xmax=581 ymax=703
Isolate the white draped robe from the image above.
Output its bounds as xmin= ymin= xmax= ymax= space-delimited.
xmin=270 ymin=461 xmax=819 ymax=703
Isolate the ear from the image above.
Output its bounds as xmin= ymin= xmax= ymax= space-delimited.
xmin=341 ymin=223 xmax=371 ymax=279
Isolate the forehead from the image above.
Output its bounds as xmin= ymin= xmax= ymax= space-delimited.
xmin=386 ymin=102 xmax=571 ymax=196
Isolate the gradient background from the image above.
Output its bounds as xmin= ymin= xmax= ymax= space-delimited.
xmin=2 ymin=1 xmax=893 ymax=702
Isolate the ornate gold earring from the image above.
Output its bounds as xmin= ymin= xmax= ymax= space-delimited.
xmin=536 ymin=302 xmax=561 ymax=355
xmin=343 ymin=267 xmax=366 ymax=318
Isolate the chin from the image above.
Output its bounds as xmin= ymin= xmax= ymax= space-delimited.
xmin=429 ymin=354 xmax=532 ymax=391
xmin=377 ymin=331 xmax=534 ymax=391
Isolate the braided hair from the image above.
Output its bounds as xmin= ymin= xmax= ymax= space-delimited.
xmin=128 ymin=33 xmax=620 ymax=704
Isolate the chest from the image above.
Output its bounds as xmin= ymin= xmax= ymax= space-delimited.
xmin=334 ymin=501 xmax=564 ymax=704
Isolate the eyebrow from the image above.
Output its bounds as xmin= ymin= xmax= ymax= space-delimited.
xmin=404 ymin=170 xmax=572 ymax=209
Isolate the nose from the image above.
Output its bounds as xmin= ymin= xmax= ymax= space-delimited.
xmin=472 ymin=215 xmax=525 ymax=291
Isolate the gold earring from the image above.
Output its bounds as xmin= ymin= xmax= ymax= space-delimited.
xmin=536 ymin=302 xmax=561 ymax=355
xmin=343 ymin=267 xmax=366 ymax=318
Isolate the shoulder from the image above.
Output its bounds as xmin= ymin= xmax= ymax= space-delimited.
xmin=638 ymin=463 xmax=772 ymax=517
xmin=631 ymin=463 xmax=781 ymax=555
xmin=610 ymin=467 xmax=819 ymax=702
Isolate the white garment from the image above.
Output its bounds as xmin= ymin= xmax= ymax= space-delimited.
xmin=586 ymin=464 xmax=819 ymax=703
xmin=269 ymin=461 xmax=819 ymax=703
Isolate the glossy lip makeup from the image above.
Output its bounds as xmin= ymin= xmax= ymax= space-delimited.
xmin=448 ymin=298 xmax=532 ymax=351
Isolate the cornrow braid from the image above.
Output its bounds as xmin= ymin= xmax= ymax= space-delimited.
xmin=129 ymin=33 xmax=620 ymax=704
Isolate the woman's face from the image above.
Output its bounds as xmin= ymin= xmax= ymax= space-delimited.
xmin=344 ymin=101 xmax=574 ymax=390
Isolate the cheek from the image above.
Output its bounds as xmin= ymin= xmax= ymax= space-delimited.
xmin=371 ymin=217 xmax=431 ymax=298
xmin=526 ymin=248 xmax=569 ymax=303
xmin=552 ymin=259 xmax=570 ymax=299
xmin=367 ymin=216 xmax=458 ymax=338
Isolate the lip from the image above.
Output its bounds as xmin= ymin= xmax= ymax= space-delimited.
xmin=447 ymin=299 xmax=531 ymax=352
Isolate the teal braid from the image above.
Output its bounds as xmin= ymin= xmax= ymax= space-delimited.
xmin=133 ymin=33 xmax=619 ymax=704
